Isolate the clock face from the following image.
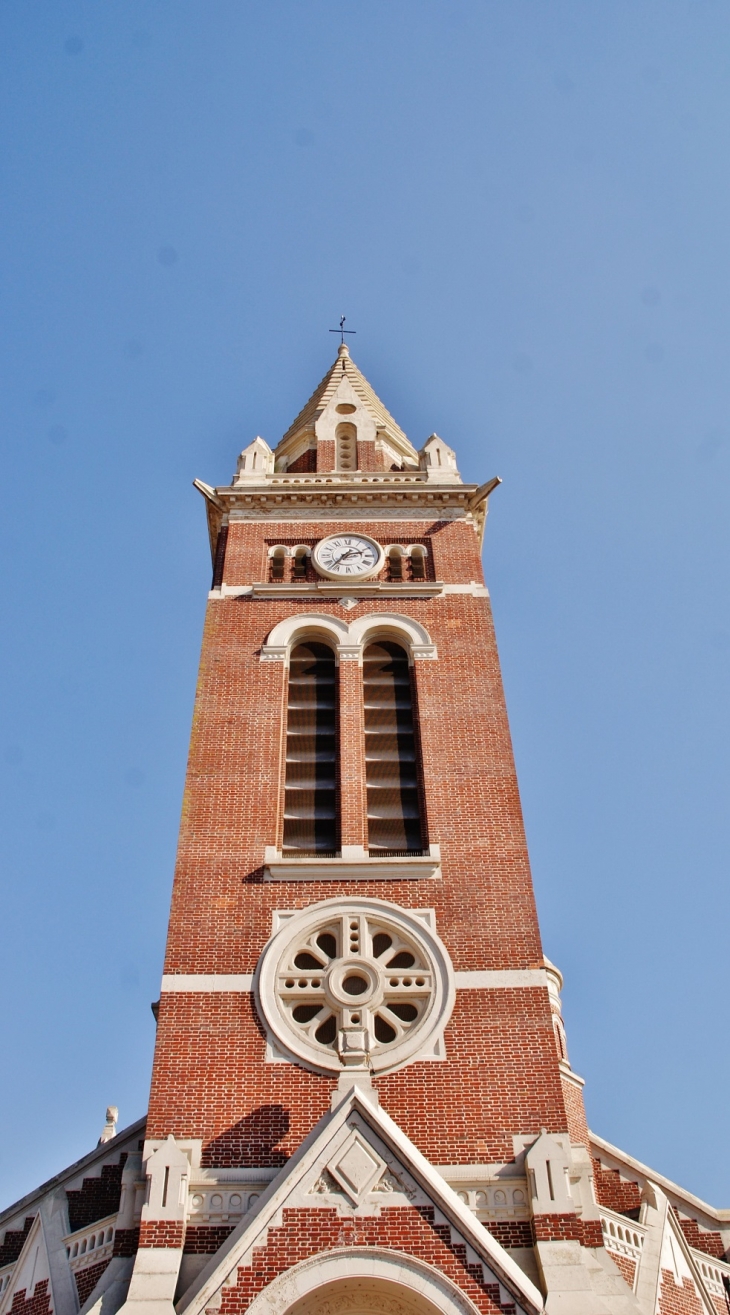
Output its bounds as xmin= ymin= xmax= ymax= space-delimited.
xmin=313 ymin=534 xmax=383 ymax=580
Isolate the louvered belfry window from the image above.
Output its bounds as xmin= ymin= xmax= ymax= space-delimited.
xmin=282 ymin=643 xmax=339 ymax=855
xmin=363 ymin=641 xmax=423 ymax=854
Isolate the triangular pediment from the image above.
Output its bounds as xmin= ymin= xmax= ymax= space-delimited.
xmin=0 ymin=1214 xmax=51 ymax=1315
xmin=176 ymin=1086 xmax=543 ymax=1315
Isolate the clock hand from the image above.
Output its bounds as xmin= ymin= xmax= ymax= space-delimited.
xmin=330 ymin=547 xmax=360 ymax=567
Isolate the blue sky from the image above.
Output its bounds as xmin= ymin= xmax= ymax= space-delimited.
xmin=1 ymin=1 xmax=729 ymax=1209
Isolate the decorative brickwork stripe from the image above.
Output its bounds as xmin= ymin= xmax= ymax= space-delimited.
xmin=159 ymin=969 xmax=547 ymax=992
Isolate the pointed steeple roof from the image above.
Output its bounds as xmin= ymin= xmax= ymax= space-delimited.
xmin=277 ymin=344 xmax=418 ymax=466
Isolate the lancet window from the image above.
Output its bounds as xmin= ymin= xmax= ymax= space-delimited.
xmin=282 ymin=642 xmax=339 ymax=855
xmin=363 ymin=641 xmax=423 ymax=854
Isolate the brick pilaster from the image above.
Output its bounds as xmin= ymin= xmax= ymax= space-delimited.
xmin=338 ymin=655 xmax=367 ymax=849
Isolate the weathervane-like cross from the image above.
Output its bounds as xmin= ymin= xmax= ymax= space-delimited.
xmin=329 ymin=315 xmax=356 ymax=345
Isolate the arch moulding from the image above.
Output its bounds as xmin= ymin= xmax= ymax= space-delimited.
xmin=242 ymin=1248 xmax=483 ymax=1315
xmin=260 ymin=612 xmax=437 ymax=663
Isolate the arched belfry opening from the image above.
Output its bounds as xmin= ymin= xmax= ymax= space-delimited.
xmin=282 ymin=642 xmax=338 ymax=855
xmin=363 ymin=641 xmax=424 ymax=855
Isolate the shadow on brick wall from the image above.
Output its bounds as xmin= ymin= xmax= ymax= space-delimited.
xmin=202 ymin=1104 xmax=290 ymax=1168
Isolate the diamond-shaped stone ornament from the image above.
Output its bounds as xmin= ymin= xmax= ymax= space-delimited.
xmin=327 ymin=1131 xmax=386 ymax=1202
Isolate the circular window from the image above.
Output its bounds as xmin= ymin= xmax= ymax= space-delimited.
xmin=256 ymin=897 xmax=455 ymax=1075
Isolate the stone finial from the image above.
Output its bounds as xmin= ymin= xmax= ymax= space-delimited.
xmin=418 ymin=434 xmax=461 ymax=482
xmin=525 ymin=1130 xmax=576 ymax=1215
xmin=233 ymin=436 xmax=274 ymax=483
xmin=98 ymin=1106 xmax=118 ymax=1144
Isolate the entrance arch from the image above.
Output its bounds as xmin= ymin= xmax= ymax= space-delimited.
xmin=244 ymin=1248 xmax=483 ymax=1315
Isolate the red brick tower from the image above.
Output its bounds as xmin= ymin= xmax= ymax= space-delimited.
xmin=115 ymin=344 xmax=651 ymax=1315
xmin=3 ymin=346 xmax=726 ymax=1315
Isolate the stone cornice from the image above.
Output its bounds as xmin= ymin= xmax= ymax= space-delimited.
xmin=194 ymin=475 xmax=500 ymax=562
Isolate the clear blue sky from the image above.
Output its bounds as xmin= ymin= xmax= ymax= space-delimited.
xmin=1 ymin=1 xmax=728 ymax=1210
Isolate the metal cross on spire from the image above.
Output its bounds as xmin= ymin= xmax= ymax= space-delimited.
xmin=329 ymin=315 xmax=356 ymax=346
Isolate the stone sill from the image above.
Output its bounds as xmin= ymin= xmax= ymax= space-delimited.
xmin=263 ymin=844 xmax=441 ymax=881
xmin=250 ymin=580 xmax=444 ymax=599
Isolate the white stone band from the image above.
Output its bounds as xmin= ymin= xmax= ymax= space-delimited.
xmin=159 ymin=969 xmax=547 ymax=993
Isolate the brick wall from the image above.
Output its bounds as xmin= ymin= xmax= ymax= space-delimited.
xmin=8 ymin=1280 xmax=51 ymax=1315
xmin=74 ymin=1260 xmax=110 ymax=1307
xmin=591 ymin=1160 xmax=641 ymax=1218
xmin=66 ymin=1155 xmax=128 ymax=1231
xmin=561 ymin=1076 xmax=589 ymax=1145
xmin=608 ymin=1252 xmax=636 ymax=1290
xmin=215 ymin=1205 xmax=516 ymax=1315
xmin=112 ymin=1228 xmax=140 ymax=1258
xmin=483 ymin=1220 xmax=533 ymax=1249
xmin=286 ymin=449 xmax=316 ymax=474
xmin=183 ymin=1226 xmax=236 ymax=1254
xmin=657 ymin=1268 xmax=705 ymax=1315
xmin=150 ymin=990 xmax=566 ymax=1167
xmin=533 ymin=1215 xmax=602 ymax=1246
xmin=221 ymin=519 xmax=483 ymax=587
xmin=675 ymin=1212 xmax=727 ymax=1261
xmin=0 ymin=1218 xmax=34 ymax=1267
xmin=138 ymin=1221 xmax=185 ymax=1249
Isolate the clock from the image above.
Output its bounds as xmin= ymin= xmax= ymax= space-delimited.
xmin=312 ymin=533 xmax=384 ymax=580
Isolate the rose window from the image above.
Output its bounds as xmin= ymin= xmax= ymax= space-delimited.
xmin=257 ymin=897 xmax=455 ymax=1076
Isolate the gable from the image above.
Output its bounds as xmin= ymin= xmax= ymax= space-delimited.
xmin=176 ymin=1088 xmax=543 ymax=1315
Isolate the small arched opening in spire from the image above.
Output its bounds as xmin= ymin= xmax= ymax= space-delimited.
xmin=336 ymin=423 xmax=357 ymax=471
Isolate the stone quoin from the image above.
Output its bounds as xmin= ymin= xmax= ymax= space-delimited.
xmin=2 ymin=344 xmax=728 ymax=1315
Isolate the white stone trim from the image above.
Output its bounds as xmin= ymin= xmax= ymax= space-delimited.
xmin=263 ymin=845 xmax=441 ymax=881
xmin=209 ymin=582 xmax=484 ymax=601
xmin=454 ymin=969 xmax=547 ymax=988
xmin=251 ymin=582 xmax=444 ymax=601
xmin=599 ymin=1206 xmax=646 ymax=1280
xmin=255 ymin=896 xmax=455 ymax=1077
xmin=160 ymin=969 xmax=548 ymax=994
xmin=161 ymin=974 xmax=255 ymax=992
xmin=260 ymin=612 xmax=437 ymax=662
xmin=441 ymin=583 xmax=488 ymax=596
xmin=260 ymin=613 xmax=349 ymax=662
xmin=64 ymin=1215 xmax=116 ymax=1272
xmin=242 ymin=1248 xmax=485 ymax=1315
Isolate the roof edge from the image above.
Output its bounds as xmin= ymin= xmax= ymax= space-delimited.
xmin=0 ymin=1117 xmax=147 ymax=1229
xmin=589 ymin=1130 xmax=730 ymax=1223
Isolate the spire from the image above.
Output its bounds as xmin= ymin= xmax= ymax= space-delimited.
xmin=276 ymin=346 xmax=419 ymax=470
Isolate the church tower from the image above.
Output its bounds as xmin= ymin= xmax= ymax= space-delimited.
xmin=2 ymin=346 xmax=728 ymax=1315
xmin=127 ymin=340 xmax=615 ymax=1315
